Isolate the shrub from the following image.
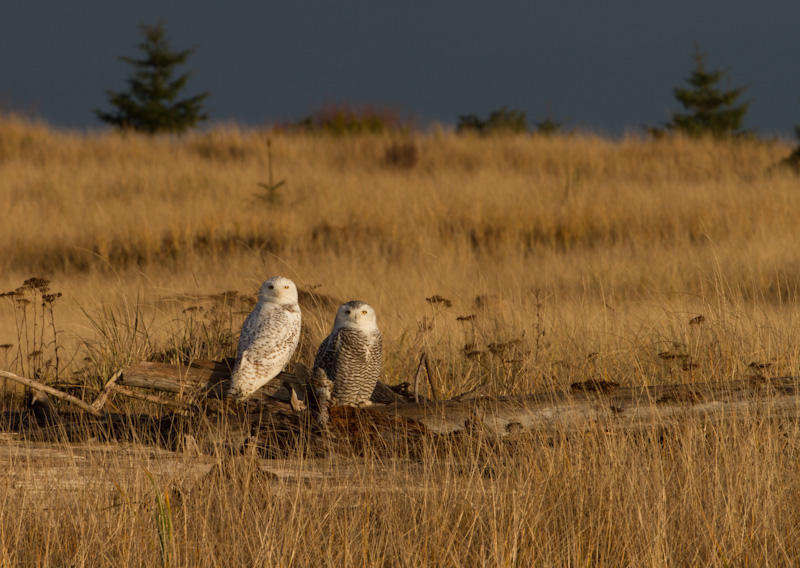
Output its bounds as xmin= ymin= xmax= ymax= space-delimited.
xmin=457 ymin=106 xmax=529 ymax=135
xmin=383 ymin=140 xmax=418 ymax=169
xmin=293 ymin=103 xmax=412 ymax=135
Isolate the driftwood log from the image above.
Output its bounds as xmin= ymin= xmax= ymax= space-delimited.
xmin=113 ymin=362 xmax=800 ymax=434
xmin=2 ymin=361 xmax=800 ymax=456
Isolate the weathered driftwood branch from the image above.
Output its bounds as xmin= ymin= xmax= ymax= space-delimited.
xmin=117 ymin=360 xmax=237 ymax=395
xmin=113 ymin=361 xmax=800 ymax=436
xmin=110 ymin=384 xmax=195 ymax=412
xmin=91 ymin=370 xmax=122 ymax=411
xmin=0 ymin=369 xmax=103 ymax=417
xmin=5 ymin=360 xmax=799 ymax=452
xmin=377 ymin=376 xmax=800 ymax=435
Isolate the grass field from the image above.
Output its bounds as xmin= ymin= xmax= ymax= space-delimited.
xmin=2 ymin=113 xmax=800 ymax=566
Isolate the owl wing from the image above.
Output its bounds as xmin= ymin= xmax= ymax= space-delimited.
xmin=366 ymin=329 xmax=383 ymax=380
xmin=313 ymin=331 xmax=341 ymax=380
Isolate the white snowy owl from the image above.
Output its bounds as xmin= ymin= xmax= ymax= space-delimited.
xmin=226 ymin=276 xmax=301 ymax=401
xmin=313 ymin=301 xmax=383 ymax=406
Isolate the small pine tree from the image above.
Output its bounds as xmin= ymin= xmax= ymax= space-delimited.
xmin=662 ymin=47 xmax=749 ymax=138
xmin=96 ymin=22 xmax=209 ymax=134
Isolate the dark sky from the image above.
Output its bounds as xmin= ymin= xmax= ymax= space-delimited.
xmin=2 ymin=1 xmax=799 ymax=136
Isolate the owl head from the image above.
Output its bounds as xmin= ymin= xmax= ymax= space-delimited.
xmin=333 ymin=301 xmax=379 ymax=332
xmin=257 ymin=276 xmax=298 ymax=305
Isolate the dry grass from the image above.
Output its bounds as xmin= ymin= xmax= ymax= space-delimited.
xmin=2 ymin=418 xmax=800 ymax=566
xmin=2 ymin=113 xmax=800 ymax=565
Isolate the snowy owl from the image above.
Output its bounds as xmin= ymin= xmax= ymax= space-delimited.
xmin=313 ymin=301 xmax=383 ymax=406
xmin=226 ymin=276 xmax=301 ymax=401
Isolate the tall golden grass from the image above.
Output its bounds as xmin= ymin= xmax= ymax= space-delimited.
xmin=2 ymin=418 xmax=800 ymax=566
xmin=2 ymin=113 xmax=800 ymax=566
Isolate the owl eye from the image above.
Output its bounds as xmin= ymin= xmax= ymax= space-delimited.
xmin=268 ymin=285 xmax=274 ymax=289
xmin=284 ymin=286 xmax=289 ymax=289
xmin=345 ymin=310 xmax=351 ymax=315
xmin=362 ymin=310 xmax=368 ymax=314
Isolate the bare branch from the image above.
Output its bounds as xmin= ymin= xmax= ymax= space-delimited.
xmin=0 ymin=369 xmax=103 ymax=417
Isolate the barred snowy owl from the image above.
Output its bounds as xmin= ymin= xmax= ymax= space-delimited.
xmin=314 ymin=301 xmax=383 ymax=406
xmin=226 ymin=276 xmax=301 ymax=401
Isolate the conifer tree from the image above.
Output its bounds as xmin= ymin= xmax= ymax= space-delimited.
xmin=663 ymin=47 xmax=749 ymax=138
xmin=96 ymin=22 xmax=209 ymax=134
